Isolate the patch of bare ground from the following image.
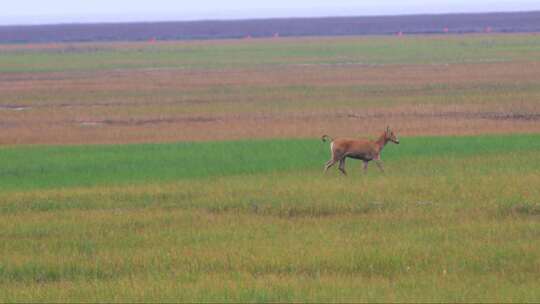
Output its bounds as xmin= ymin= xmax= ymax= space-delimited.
xmin=3 ymin=61 xmax=540 ymax=95
xmin=0 ymin=103 xmax=539 ymax=145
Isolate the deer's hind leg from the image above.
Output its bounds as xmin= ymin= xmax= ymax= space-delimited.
xmin=324 ymin=149 xmax=344 ymax=173
xmin=324 ymin=153 xmax=339 ymax=173
xmin=324 ymin=158 xmax=337 ymax=172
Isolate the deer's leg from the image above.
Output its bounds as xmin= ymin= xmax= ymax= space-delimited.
xmin=325 ymin=150 xmax=344 ymax=173
xmin=363 ymin=160 xmax=369 ymax=172
xmin=338 ymin=158 xmax=347 ymax=175
xmin=324 ymin=159 xmax=336 ymax=172
xmin=375 ymin=160 xmax=384 ymax=172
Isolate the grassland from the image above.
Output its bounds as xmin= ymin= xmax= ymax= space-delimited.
xmin=1 ymin=33 xmax=540 ymax=302
xmin=1 ymin=35 xmax=540 ymax=144
xmin=0 ymin=134 xmax=539 ymax=192
xmin=1 ymin=134 xmax=540 ymax=302
xmin=2 ymin=35 xmax=540 ymax=72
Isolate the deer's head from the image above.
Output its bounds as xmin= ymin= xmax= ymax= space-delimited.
xmin=385 ymin=126 xmax=400 ymax=144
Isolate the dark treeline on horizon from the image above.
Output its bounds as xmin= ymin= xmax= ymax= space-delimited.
xmin=1 ymin=11 xmax=540 ymax=43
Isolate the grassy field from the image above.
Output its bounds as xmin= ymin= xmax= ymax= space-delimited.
xmin=2 ymin=35 xmax=540 ymax=145
xmin=2 ymin=35 xmax=540 ymax=72
xmin=0 ymin=134 xmax=539 ymax=192
xmin=1 ymin=33 xmax=540 ymax=302
xmin=1 ymin=135 xmax=540 ymax=302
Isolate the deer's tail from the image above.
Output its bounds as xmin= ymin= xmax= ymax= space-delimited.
xmin=321 ymin=134 xmax=334 ymax=142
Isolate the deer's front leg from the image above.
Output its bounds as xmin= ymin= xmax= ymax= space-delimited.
xmin=375 ymin=160 xmax=384 ymax=172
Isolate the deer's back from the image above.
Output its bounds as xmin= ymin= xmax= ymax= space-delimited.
xmin=332 ymin=138 xmax=378 ymax=159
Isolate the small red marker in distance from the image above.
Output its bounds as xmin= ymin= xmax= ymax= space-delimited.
xmin=443 ymin=27 xmax=449 ymax=33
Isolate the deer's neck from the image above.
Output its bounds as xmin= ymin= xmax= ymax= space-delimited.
xmin=375 ymin=134 xmax=388 ymax=152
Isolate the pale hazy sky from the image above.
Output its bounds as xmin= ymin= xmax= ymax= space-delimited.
xmin=2 ymin=0 xmax=540 ymax=25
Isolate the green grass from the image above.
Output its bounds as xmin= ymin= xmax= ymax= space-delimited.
xmin=1 ymin=135 xmax=540 ymax=302
xmin=3 ymin=34 xmax=540 ymax=72
xmin=1 ymin=134 xmax=539 ymax=192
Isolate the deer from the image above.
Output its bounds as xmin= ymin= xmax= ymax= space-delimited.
xmin=321 ymin=127 xmax=399 ymax=175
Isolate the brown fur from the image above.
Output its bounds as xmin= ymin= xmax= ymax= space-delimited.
xmin=322 ymin=127 xmax=399 ymax=175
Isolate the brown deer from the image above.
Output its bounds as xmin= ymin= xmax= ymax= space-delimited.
xmin=322 ymin=127 xmax=399 ymax=175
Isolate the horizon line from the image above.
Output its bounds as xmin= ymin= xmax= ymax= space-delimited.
xmin=2 ymin=9 xmax=539 ymax=27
